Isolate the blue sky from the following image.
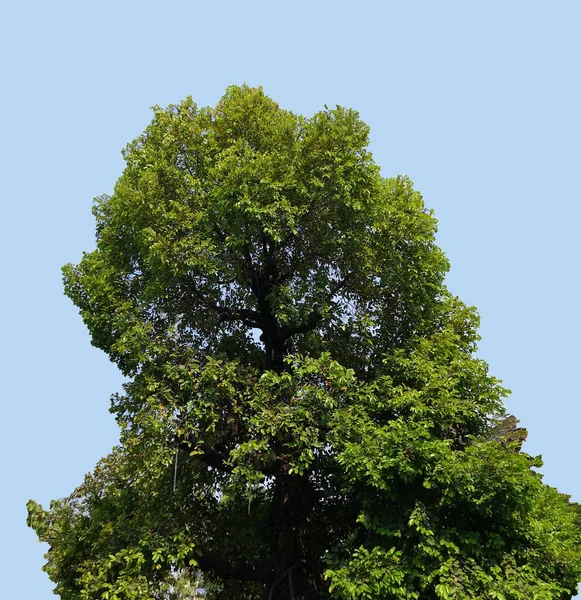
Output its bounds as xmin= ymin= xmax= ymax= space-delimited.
xmin=1 ymin=1 xmax=579 ymax=596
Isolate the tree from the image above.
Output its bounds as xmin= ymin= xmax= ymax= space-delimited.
xmin=28 ymin=85 xmax=581 ymax=600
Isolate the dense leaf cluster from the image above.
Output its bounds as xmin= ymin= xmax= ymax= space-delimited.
xmin=28 ymin=86 xmax=581 ymax=599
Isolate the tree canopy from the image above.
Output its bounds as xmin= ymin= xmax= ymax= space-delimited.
xmin=28 ymin=85 xmax=581 ymax=600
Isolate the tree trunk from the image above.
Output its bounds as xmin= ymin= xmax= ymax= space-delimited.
xmin=266 ymin=473 xmax=320 ymax=600
xmin=257 ymin=290 xmax=320 ymax=599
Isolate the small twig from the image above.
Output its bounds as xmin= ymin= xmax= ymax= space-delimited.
xmin=173 ymin=447 xmax=179 ymax=492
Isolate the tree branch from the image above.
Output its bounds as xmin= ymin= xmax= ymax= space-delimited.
xmin=196 ymin=552 xmax=273 ymax=584
xmin=218 ymin=306 xmax=261 ymax=328
xmin=277 ymin=277 xmax=350 ymax=342
xmin=198 ymin=446 xmax=233 ymax=472
xmin=176 ymin=286 xmax=261 ymax=329
xmin=243 ymin=241 xmax=261 ymax=298
xmin=279 ymin=308 xmax=322 ymax=340
xmin=181 ymin=440 xmax=280 ymax=476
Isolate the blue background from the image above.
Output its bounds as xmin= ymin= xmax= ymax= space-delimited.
xmin=2 ymin=1 xmax=579 ymax=596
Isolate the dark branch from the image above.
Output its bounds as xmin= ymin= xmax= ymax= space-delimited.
xmin=181 ymin=440 xmax=279 ymax=476
xmin=218 ymin=307 xmax=261 ymax=328
xmin=177 ymin=287 xmax=261 ymax=329
xmin=280 ymin=308 xmax=322 ymax=340
xmin=212 ymin=224 xmax=228 ymax=243
xmin=277 ymin=277 xmax=350 ymax=342
xmin=196 ymin=552 xmax=273 ymax=584
xmin=177 ymin=438 xmax=232 ymax=472
xmin=328 ymin=275 xmax=351 ymax=298
xmin=198 ymin=446 xmax=233 ymax=472
xmin=243 ymin=241 xmax=260 ymax=297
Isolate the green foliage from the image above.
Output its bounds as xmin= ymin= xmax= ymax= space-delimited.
xmin=28 ymin=85 xmax=581 ymax=599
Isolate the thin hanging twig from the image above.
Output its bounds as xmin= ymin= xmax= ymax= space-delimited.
xmin=173 ymin=447 xmax=179 ymax=492
xmin=288 ymin=570 xmax=295 ymax=600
